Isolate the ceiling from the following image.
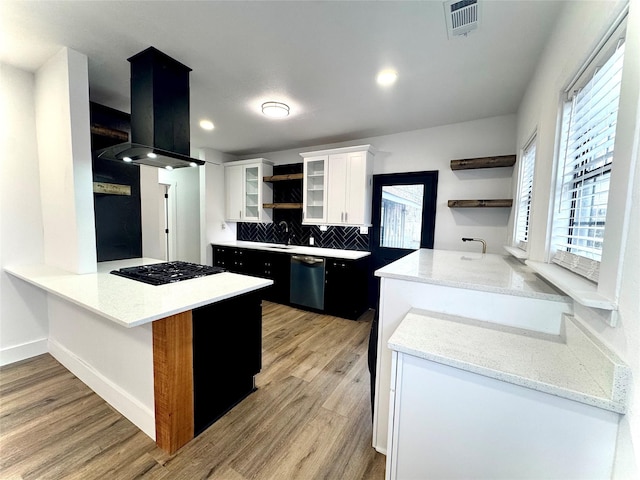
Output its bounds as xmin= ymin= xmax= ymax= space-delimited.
xmin=1 ymin=1 xmax=565 ymax=157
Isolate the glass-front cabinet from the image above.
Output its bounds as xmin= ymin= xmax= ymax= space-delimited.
xmin=224 ymin=158 xmax=273 ymax=223
xmin=302 ymin=156 xmax=328 ymax=224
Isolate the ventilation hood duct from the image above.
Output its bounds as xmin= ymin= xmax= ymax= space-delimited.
xmin=97 ymin=47 xmax=204 ymax=169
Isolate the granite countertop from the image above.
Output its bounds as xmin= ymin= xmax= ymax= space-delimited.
xmin=389 ymin=310 xmax=630 ymax=414
xmin=5 ymin=258 xmax=273 ymax=328
xmin=211 ymin=240 xmax=371 ymax=260
xmin=375 ymin=249 xmax=568 ymax=302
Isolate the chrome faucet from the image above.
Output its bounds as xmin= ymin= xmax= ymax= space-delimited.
xmin=462 ymin=237 xmax=487 ymax=254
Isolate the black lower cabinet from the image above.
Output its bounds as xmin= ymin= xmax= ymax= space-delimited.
xmin=213 ymin=246 xmax=290 ymax=304
xmin=212 ymin=244 xmax=370 ymax=320
xmin=324 ymin=257 xmax=370 ymax=320
xmin=249 ymin=250 xmax=290 ymax=304
xmin=192 ymin=291 xmax=262 ymax=435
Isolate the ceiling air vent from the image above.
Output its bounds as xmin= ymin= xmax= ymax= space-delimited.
xmin=444 ymin=0 xmax=479 ymax=38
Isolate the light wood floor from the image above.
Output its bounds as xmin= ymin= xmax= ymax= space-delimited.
xmin=0 ymin=302 xmax=386 ymax=480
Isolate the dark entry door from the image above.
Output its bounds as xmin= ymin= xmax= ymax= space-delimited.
xmin=369 ymin=171 xmax=438 ymax=304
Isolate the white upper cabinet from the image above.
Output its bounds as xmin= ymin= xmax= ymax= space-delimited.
xmin=224 ymin=158 xmax=273 ymax=223
xmin=301 ymin=145 xmax=374 ymax=226
xmin=302 ymin=155 xmax=329 ymax=224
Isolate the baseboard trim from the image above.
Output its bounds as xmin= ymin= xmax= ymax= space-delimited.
xmin=0 ymin=338 xmax=48 ymax=366
xmin=48 ymin=339 xmax=156 ymax=440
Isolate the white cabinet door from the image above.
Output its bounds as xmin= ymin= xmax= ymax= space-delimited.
xmin=388 ymin=352 xmax=619 ymax=480
xmin=224 ymin=160 xmax=273 ymax=223
xmin=326 ymin=153 xmax=347 ymax=224
xmin=243 ymin=164 xmax=261 ymax=221
xmin=225 ymin=164 xmax=243 ymax=221
xmin=345 ymin=151 xmax=369 ymax=225
xmin=302 ymin=156 xmax=328 ymax=224
xmin=327 ymin=151 xmax=371 ymax=225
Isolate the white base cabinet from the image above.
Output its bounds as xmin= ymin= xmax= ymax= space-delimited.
xmin=224 ymin=159 xmax=273 ymax=223
xmin=301 ymin=145 xmax=374 ymax=226
xmin=386 ymin=351 xmax=619 ymax=480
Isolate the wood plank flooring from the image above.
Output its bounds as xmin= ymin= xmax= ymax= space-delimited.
xmin=0 ymin=302 xmax=386 ymax=480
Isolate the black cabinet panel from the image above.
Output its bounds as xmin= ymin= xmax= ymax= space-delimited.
xmin=325 ymin=257 xmax=370 ymax=320
xmin=212 ymin=246 xmax=290 ymax=304
xmin=192 ymin=292 xmax=262 ymax=435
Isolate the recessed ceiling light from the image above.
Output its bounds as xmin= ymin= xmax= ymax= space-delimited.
xmin=147 ymin=152 xmax=157 ymax=159
xmin=123 ymin=157 xmax=133 ymax=163
xmin=377 ymin=69 xmax=398 ymax=87
xmin=165 ymin=166 xmax=173 ymax=171
xmin=262 ymin=101 xmax=290 ymax=118
xmin=189 ymin=162 xmax=198 ymax=167
xmin=199 ymin=120 xmax=214 ymax=130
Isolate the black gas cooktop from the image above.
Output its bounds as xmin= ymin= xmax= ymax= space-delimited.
xmin=110 ymin=261 xmax=225 ymax=286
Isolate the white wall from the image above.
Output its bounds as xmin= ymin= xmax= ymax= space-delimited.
xmin=514 ymin=0 xmax=639 ymax=476
xmin=34 ymin=48 xmax=96 ymax=274
xmin=198 ymin=148 xmax=237 ymax=265
xmin=140 ymin=165 xmax=165 ymax=260
xmin=0 ymin=63 xmax=49 ymax=365
xmin=241 ymin=114 xmax=517 ymax=254
xmin=155 ymin=166 xmax=201 ymax=264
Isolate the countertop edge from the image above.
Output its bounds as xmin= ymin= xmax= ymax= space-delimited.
xmin=388 ymin=310 xmax=629 ymax=414
xmin=389 ymin=341 xmax=626 ymax=414
xmin=5 ymin=264 xmax=273 ymax=328
xmin=376 ymin=270 xmax=570 ymax=303
xmin=211 ymin=241 xmax=371 ymax=260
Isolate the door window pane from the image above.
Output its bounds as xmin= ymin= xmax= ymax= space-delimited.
xmin=380 ymin=185 xmax=424 ymax=249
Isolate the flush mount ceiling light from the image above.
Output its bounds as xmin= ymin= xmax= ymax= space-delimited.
xmin=199 ymin=119 xmax=214 ymax=130
xmin=261 ymin=101 xmax=290 ymax=118
xmin=377 ymin=69 xmax=398 ymax=87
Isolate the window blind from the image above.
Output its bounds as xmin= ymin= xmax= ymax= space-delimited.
xmin=515 ymin=136 xmax=536 ymax=249
xmin=553 ymin=41 xmax=625 ymax=271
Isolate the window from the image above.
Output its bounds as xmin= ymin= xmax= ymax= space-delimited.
xmin=380 ymin=184 xmax=424 ymax=249
xmin=552 ymin=34 xmax=625 ymax=280
xmin=515 ymin=136 xmax=536 ymax=250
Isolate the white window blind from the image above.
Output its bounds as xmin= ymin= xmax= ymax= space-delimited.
xmin=552 ymin=39 xmax=625 ymax=276
xmin=515 ymin=137 xmax=536 ymax=250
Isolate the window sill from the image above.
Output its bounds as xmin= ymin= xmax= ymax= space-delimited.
xmin=526 ymin=260 xmax=617 ymax=311
xmin=503 ymin=245 xmax=528 ymax=261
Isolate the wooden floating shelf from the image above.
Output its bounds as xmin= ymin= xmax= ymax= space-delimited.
xmin=263 ymin=203 xmax=303 ymax=209
xmin=263 ymin=173 xmax=304 ymax=182
xmin=90 ymin=124 xmax=129 ymax=141
xmin=450 ymin=155 xmax=516 ymax=171
xmin=448 ymin=199 xmax=513 ymax=208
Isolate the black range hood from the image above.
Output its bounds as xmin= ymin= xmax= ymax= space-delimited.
xmin=97 ymin=47 xmax=204 ymax=169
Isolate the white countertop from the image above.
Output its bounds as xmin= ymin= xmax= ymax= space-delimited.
xmin=212 ymin=240 xmax=371 ymax=260
xmin=389 ymin=310 xmax=630 ymax=414
xmin=375 ymin=249 xmax=567 ymax=302
xmin=5 ymin=258 xmax=273 ymax=328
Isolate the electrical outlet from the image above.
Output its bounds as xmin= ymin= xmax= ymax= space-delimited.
xmin=221 ymin=222 xmax=226 ymax=230
xmin=360 ymin=226 xmax=369 ymax=234
xmin=319 ymin=225 xmax=328 ymax=231
xmin=309 ymin=236 xmax=315 ymax=246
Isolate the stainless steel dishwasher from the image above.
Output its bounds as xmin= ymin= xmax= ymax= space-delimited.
xmin=290 ymin=255 xmax=325 ymax=310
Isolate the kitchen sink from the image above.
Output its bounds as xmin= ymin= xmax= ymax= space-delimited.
xmin=266 ymin=244 xmax=296 ymax=250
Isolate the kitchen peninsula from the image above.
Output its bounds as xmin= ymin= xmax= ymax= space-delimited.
xmin=372 ymin=249 xmax=572 ymax=453
xmin=374 ymin=249 xmax=631 ymax=478
xmin=5 ymin=258 xmax=272 ymax=453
